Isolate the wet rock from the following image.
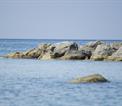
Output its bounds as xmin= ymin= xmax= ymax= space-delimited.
xmin=70 ymin=74 xmax=109 ymax=83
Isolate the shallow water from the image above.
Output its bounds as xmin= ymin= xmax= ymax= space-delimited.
xmin=0 ymin=39 xmax=122 ymax=106
xmin=0 ymin=58 xmax=122 ymax=106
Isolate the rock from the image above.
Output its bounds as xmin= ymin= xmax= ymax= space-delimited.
xmin=23 ymin=48 xmax=42 ymax=58
xmin=26 ymin=43 xmax=51 ymax=59
xmin=38 ymin=43 xmax=52 ymax=51
xmin=38 ymin=42 xmax=79 ymax=59
xmin=46 ymin=41 xmax=79 ymax=59
xmin=5 ymin=52 xmax=24 ymax=58
xmin=53 ymin=41 xmax=78 ymax=51
xmin=111 ymin=42 xmax=122 ymax=50
xmin=91 ymin=44 xmax=115 ymax=60
xmin=61 ymin=50 xmax=86 ymax=60
xmin=108 ymin=46 xmax=122 ymax=61
xmin=70 ymin=74 xmax=108 ymax=83
xmin=86 ymin=40 xmax=104 ymax=49
xmin=79 ymin=46 xmax=94 ymax=59
xmin=41 ymin=52 xmax=53 ymax=60
xmin=50 ymin=49 xmax=66 ymax=58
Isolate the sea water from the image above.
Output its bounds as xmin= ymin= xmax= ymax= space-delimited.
xmin=0 ymin=39 xmax=122 ymax=106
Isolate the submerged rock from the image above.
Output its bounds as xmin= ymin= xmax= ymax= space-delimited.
xmin=70 ymin=74 xmax=109 ymax=83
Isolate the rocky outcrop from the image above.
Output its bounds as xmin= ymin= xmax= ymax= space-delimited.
xmin=4 ymin=40 xmax=122 ymax=61
xmin=70 ymin=74 xmax=109 ymax=83
xmin=91 ymin=44 xmax=115 ymax=60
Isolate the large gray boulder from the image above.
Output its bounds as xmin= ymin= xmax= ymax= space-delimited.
xmin=108 ymin=46 xmax=122 ymax=61
xmin=91 ymin=44 xmax=115 ymax=60
xmin=70 ymin=74 xmax=109 ymax=83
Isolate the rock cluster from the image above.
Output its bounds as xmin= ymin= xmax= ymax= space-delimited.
xmin=4 ymin=40 xmax=122 ymax=61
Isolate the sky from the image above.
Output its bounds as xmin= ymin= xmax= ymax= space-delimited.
xmin=0 ymin=0 xmax=122 ymax=40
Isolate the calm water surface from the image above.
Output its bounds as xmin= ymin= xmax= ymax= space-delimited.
xmin=0 ymin=39 xmax=122 ymax=106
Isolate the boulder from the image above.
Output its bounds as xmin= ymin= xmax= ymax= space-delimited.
xmin=52 ymin=41 xmax=78 ymax=51
xmin=70 ymin=74 xmax=108 ymax=83
xmin=91 ymin=44 xmax=115 ymax=60
xmin=23 ymin=48 xmax=42 ymax=58
xmin=41 ymin=52 xmax=53 ymax=60
xmin=38 ymin=41 xmax=79 ymax=59
xmin=79 ymin=45 xmax=94 ymax=59
xmin=111 ymin=42 xmax=122 ymax=50
xmin=61 ymin=50 xmax=86 ymax=60
xmin=45 ymin=41 xmax=79 ymax=59
xmin=38 ymin=43 xmax=52 ymax=50
xmin=86 ymin=40 xmax=104 ymax=49
xmin=50 ymin=49 xmax=66 ymax=58
xmin=25 ymin=43 xmax=51 ymax=59
xmin=108 ymin=46 xmax=122 ymax=61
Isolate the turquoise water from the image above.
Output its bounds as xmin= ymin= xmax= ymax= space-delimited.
xmin=0 ymin=39 xmax=122 ymax=106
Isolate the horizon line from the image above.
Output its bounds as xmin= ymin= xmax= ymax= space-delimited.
xmin=0 ymin=38 xmax=122 ymax=41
